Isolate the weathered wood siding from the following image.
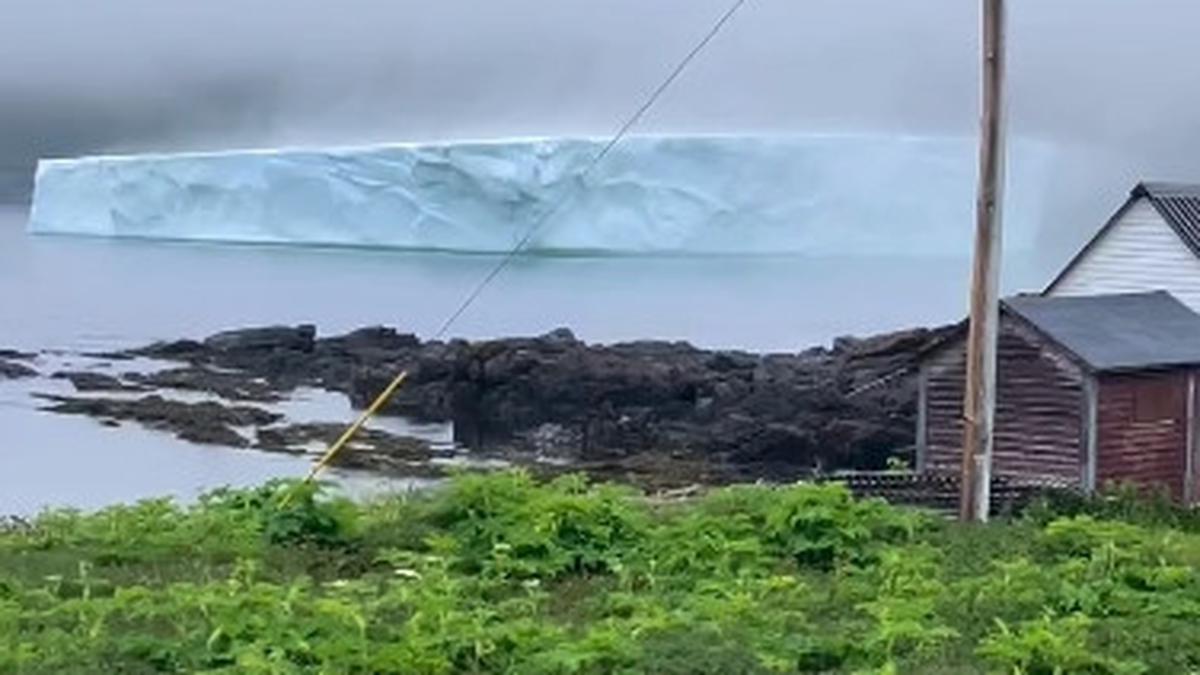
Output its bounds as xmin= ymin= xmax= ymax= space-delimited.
xmin=924 ymin=316 xmax=1086 ymax=484
xmin=1050 ymin=199 xmax=1200 ymax=312
xmin=1096 ymin=372 xmax=1188 ymax=499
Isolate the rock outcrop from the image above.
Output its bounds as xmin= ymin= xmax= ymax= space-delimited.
xmin=37 ymin=394 xmax=280 ymax=448
xmin=127 ymin=323 xmax=952 ymax=475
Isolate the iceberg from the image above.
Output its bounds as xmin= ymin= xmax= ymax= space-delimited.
xmin=28 ymin=135 xmax=1053 ymax=255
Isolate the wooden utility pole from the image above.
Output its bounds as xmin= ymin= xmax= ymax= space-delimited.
xmin=960 ymin=0 xmax=1007 ymax=523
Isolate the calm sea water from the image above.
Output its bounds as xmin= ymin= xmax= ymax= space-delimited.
xmin=0 ymin=205 xmax=1049 ymax=513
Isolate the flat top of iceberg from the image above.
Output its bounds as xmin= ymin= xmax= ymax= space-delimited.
xmin=30 ymin=134 xmax=1053 ymax=256
xmin=37 ymin=132 xmax=977 ymax=165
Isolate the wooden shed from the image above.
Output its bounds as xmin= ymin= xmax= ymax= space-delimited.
xmin=917 ymin=291 xmax=1200 ymax=502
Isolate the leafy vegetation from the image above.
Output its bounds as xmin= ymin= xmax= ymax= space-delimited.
xmin=3 ymin=472 xmax=1200 ymax=673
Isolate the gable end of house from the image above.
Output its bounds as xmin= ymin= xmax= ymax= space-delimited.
xmin=1044 ymin=186 xmax=1200 ymax=312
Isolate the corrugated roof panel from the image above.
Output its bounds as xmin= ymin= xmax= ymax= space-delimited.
xmin=1135 ymin=183 xmax=1200 ymax=257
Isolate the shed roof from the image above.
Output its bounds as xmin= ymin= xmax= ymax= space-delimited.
xmin=1004 ymin=291 xmax=1200 ymax=372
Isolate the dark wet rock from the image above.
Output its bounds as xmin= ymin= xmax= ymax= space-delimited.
xmin=326 ymin=326 xmax=421 ymax=354
xmin=256 ymin=422 xmax=429 ymax=456
xmin=254 ymin=422 xmax=445 ymax=476
xmin=52 ymin=370 xmax=149 ymax=392
xmin=540 ymin=327 xmax=579 ymax=345
xmin=113 ymin=322 xmax=954 ymax=477
xmin=0 ymin=360 xmax=37 ymax=379
xmin=38 ymin=394 xmax=281 ymax=448
xmin=401 ymin=325 xmax=950 ymax=473
xmin=80 ymin=351 xmax=138 ymax=361
xmin=204 ymin=324 xmax=316 ymax=354
xmin=134 ymin=339 xmax=208 ymax=360
xmin=132 ymin=324 xmax=318 ymax=366
xmin=255 ymin=423 xmax=435 ymax=472
xmin=337 ymin=326 xmax=951 ymax=474
xmin=133 ymin=325 xmax=333 ymax=392
xmin=125 ymin=366 xmax=285 ymax=402
xmin=0 ymin=349 xmax=36 ymax=360
xmin=178 ymin=422 xmax=250 ymax=447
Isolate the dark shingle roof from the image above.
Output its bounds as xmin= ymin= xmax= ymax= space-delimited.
xmin=1004 ymin=291 xmax=1200 ymax=372
xmin=1133 ymin=182 xmax=1200 ymax=257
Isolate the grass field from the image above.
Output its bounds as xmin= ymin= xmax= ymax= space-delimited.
xmin=3 ymin=471 xmax=1200 ymax=673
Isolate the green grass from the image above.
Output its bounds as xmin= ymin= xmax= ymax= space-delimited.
xmin=3 ymin=472 xmax=1200 ymax=673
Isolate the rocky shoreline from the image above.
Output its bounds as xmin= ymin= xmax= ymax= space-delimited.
xmin=21 ymin=322 xmax=952 ymax=487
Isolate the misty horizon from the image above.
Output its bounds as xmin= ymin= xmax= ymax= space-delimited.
xmin=5 ymin=0 xmax=1200 ymax=262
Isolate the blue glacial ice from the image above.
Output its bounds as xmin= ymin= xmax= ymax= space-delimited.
xmin=28 ymin=135 xmax=1053 ymax=256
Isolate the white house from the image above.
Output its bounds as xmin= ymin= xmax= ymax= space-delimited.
xmin=1045 ymin=183 xmax=1200 ymax=312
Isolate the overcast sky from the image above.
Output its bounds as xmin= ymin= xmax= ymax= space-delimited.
xmin=4 ymin=0 xmax=1200 ymax=257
